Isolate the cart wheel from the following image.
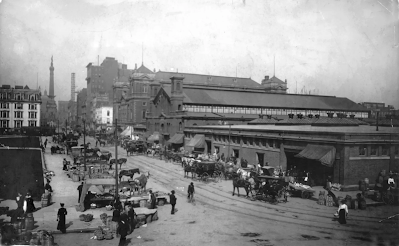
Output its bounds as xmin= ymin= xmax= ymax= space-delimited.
xmin=382 ymin=192 xmax=394 ymax=205
xmin=157 ymin=199 xmax=165 ymax=206
xmin=213 ymin=172 xmax=221 ymax=183
xmin=301 ymin=191 xmax=310 ymax=199
xmin=201 ymin=173 xmax=209 ymax=182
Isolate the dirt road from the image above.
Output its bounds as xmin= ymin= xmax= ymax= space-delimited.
xmin=55 ymin=141 xmax=399 ymax=246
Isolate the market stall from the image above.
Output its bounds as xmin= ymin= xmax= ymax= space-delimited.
xmin=77 ymin=179 xmax=116 ymax=212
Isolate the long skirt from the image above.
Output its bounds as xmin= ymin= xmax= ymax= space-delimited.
xmin=57 ymin=218 xmax=66 ymax=233
xmin=338 ymin=209 xmax=347 ymax=224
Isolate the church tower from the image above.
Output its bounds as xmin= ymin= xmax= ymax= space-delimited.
xmin=49 ymin=56 xmax=55 ymax=99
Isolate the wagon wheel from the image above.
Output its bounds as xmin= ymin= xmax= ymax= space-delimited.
xmin=382 ymin=192 xmax=395 ymax=205
xmin=157 ymin=199 xmax=165 ymax=206
xmin=213 ymin=171 xmax=221 ymax=183
xmin=249 ymin=189 xmax=258 ymax=201
xmin=201 ymin=173 xmax=210 ymax=182
xmin=301 ymin=191 xmax=311 ymax=199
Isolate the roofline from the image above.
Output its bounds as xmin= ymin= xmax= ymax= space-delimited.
xmin=156 ymin=70 xmax=256 ymax=81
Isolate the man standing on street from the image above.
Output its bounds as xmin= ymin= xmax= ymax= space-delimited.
xmin=77 ymin=182 xmax=84 ymax=203
xmin=169 ymin=190 xmax=177 ymax=214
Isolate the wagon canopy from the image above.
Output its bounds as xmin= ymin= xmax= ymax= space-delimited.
xmin=167 ymin=133 xmax=185 ymax=144
xmin=186 ymin=134 xmax=205 ymax=148
xmin=295 ymin=144 xmax=336 ymax=167
xmin=147 ymin=132 xmax=161 ymax=142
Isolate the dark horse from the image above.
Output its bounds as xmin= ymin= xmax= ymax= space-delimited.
xmin=119 ymin=168 xmax=140 ymax=182
xmin=232 ymin=174 xmax=252 ymax=197
xmin=184 ymin=162 xmax=196 ymax=179
xmin=258 ymin=180 xmax=287 ymax=203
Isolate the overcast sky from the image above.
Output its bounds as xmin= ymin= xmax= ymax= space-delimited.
xmin=0 ymin=0 xmax=398 ymax=107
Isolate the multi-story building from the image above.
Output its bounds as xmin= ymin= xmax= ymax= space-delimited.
xmin=360 ymin=102 xmax=395 ymax=119
xmin=76 ymin=88 xmax=87 ymax=127
xmin=146 ymin=76 xmax=369 ymax=144
xmin=0 ymin=84 xmax=41 ymax=128
xmin=94 ymin=107 xmax=113 ymax=127
xmin=86 ymin=57 xmax=133 ymax=127
xmin=57 ymin=101 xmax=69 ymax=128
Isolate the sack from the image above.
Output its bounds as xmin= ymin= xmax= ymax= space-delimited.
xmin=333 ymin=212 xmax=338 ymax=217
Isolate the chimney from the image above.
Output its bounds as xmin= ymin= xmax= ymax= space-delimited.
xmin=327 ymin=113 xmax=334 ymax=118
xmin=285 ymin=79 xmax=287 ymax=83
xmin=267 ymin=115 xmax=272 ymax=119
xmin=308 ymin=114 xmax=313 ymax=119
xmin=265 ymin=75 xmax=269 ymax=80
xmin=297 ymin=114 xmax=303 ymax=119
xmin=135 ymin=63 xmax=137 ymax=70
xmin=259 ymin=115 xmax=264 ymax=119
xmin=349 ymin=114 xmax=355 ymax=119
xmin=315 ymin=114 xmax=320 ymax=119
xmin=288 ymin=113 xmax=294 ymax=119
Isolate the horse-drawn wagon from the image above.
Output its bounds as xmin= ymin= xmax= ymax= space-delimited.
xmin=193 ymin=161 xmax=223 ymax=182
xmin=287 ymin=182 xmax=315 ymax=199
xmin=249 ymin=175 xmax=288 ymax=204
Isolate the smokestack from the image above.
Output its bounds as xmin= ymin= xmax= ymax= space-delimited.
xmin=71 ymin=73 xmax=75 ymax=102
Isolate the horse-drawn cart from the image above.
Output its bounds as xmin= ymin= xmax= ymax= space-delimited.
xmin=194 ymin=161 xmax=223 ymax=182
xmin=250 ymin=175 xmax=288 ymax=204
xmin=288 ymin=182 xmax=315 ymax=199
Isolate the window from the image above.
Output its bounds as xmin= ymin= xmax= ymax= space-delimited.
xmin=214 ymin=146 xmax=219 ymax=154
xmin=29 ymin=104 xmax=37 ymax=110
xmin=28 ymin=112 xmax=37 ymax=119
xmin=359 ymin=145 xmax=367 ymax=156
xmin=142 ymin=110 xmax=146 ymax=120
xmin=1 ymin=103 xmax=9 ymax=109
xmin=14 ymin=111 xmax=23 ymax=118
xmin=30 ymin=95 xmax=35 ymax=101
xmin=107 ymin=110 xmax=110 ymax=116
xmin=142 ymin=102 xmax=147 ymax=106
xmin=176 ymin=82 xmax=180 ymax=91
xmin=107 ymin=118 xmax=110 ymax=124
xmin=28 ymin=120 xmax=36 ymax=127
xmin=381 ymin=146 xmax=389 ymax=156
xmin=395 ymin=146 xmax=399 ymax=156
xmin=179 ymin=122 xmax=182 ymax=131
xmin=233 ymin=149 xmax=239 ymax=158
xmin=370 ymin=146 xmax=378 ymax=156
xmin=0 ymin=120 xmax=9 ymax=128
xmin=0 ymin=111 xmax=9 ymax=118
xmin=161 ymin=123 xmax=164 ymax=132
xmin=15 ymin=103 xmax=23 ymax=109
xmin=15 ymin=94 xmax=21 ymax=100
xmin=143 ymin=86 xmax=148 ymax=93
xmin=14 ymin=120 xmax=23 ymax=128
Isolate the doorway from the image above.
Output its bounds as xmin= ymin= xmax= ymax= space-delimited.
xmin=233 ymin=149 xmax=239 ymax=158
xmin=256 ymin=152 xmax=264 ymax=167
xmin=206 ymin=140 xmax=212 ymax=154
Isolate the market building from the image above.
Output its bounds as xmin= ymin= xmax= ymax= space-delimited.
xmin=0 ymin=84 xmax=42 ymax=129
xmin=184 ymin=124 xmax=399 ymax=190
xmin=146 ymin=75 xmax=369 ymax=145
xmin=95 ymin=106 xmax=113 ymax=128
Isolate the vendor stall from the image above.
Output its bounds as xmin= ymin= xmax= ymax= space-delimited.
xmin=77 ymin=179 xmax=116 ymax=212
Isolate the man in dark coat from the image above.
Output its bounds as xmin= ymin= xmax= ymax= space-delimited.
xmin=117 ymin=218 xmax=129 ymax=246
xmin=149 ymin=190 xmax=157 ymax=209
xmin=127 ymin=205 xmax=136 ymax=233
xmin=169 ymin=190 xmax=177 ymax=214
xmin=57 ymin=203 xmax=67 ymax=233
xmin=24 ymin=192 xmax=36 ymax=213
xmin=44 ymin=139 xmax=48 ymax=148
xmin=77 ymin=182 xmax=84 ymax=203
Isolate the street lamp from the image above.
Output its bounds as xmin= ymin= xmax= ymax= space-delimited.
xmin=227 ymin=123 xmax=231 ymax=159
xmin=375 ymin=109 xmax=380 ymax=131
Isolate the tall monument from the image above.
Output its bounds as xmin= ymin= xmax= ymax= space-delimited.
xmin=49 ymin=56 xmax=55 ymax=99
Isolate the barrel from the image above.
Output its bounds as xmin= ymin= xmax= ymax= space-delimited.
xmin=110 ymin=221 xmax=118 ymax=233
xmin=72 ymin=174 xmax=80 ymax=182
xmin=139 ymin=200 xmax=147 ymax=208
xmin=25 ymin=214 xmax=34 ymax=231
xmin=359 ymin=180 xmax=365 ymax=191
xmin=41 ymin=197 xmax=48 ymax=208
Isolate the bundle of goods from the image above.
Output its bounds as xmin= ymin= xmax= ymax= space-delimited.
xmin=100 ymin=213 xmax=108 ymax=225
xmin=94 ymin=227 xmax=105 ymax=240
xmin=317 ymin=191 xmax=326 ymax=205
xmin=0 ymin=206 xmax=9 ymax=216
xmin=104 ymin=230 xmax=114 ymax=240
xmin=36 ymin=230 xmax=54 ymax=246
xmin=79 ymin=214 xmax=94 ymax=222
xmin=41 ymin=193 xmax=51 ymax=208
xmin=326 ymin=195 xmax=334 ymax=207
xmin=90 ymin=203 xmax=97 ymax=209
xmin=105 ymin=205 xmax=113 ymax=211
xmin=331 ymin=183 xmax=341 ymax=191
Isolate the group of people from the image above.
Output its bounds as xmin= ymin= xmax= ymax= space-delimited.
xmin=111 ymin=203 xmax=137 ymax=244
xmin=10 ymin=191 xmax=36 ymax=225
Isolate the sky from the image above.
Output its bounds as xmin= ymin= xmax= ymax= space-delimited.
xmin=0 ymin=0 xmax=398 ymax=108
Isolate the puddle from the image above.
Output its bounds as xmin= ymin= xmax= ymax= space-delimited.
xmin=301 ymin=235 xmax=320 ymax=240
xmin=351 ymin=236 xmax=372 ymax=242
xmin=317 ymin=231 xmax=332 ymax=235
xmin=188 ymin=221 xmax=196 ymax=224
xmin=143 ymin=238 xmax=154 ymax=242
xmin=170 ymin=232 xmax=176 ymax=235
xmin=324 ymin=237 xmax=332 ymax=239
xmin=241 ymin=233 xmax=261 ymax=237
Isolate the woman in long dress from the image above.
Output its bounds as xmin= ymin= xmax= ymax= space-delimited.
xmin=337 ymin=200 xmax=348 ymax=224
xmin=57 ymin=203 xmax=67 ymax=233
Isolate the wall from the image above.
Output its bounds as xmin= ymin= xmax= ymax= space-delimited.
xmin=0 ymin=148 xmax=44 ymax=199
xmin=0 ymin=136 xmax=40 ymax=147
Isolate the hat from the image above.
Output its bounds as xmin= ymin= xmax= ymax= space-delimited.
xmin=60 ymin=203 xmax=64 ymax=206
xmin=171 ymin=190 xmax=175 ymax=194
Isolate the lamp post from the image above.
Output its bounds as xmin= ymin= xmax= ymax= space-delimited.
xmin=375 ymin=109 xmax=380 ymax=131
xmin=227 ymin=123 xmax=231 ymax=159
xmin=83 ymin=119 xmax=87 ymax=173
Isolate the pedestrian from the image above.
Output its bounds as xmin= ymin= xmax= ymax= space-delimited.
xmin=148 ymin=190 xmax=157 ymax=209
xmin=127 ymin=205 xmax=136 ymax=233
xmin=40 ymin=144 xmax=45 ymax=152
xmin=336 ymin=199 xmax=349 ymax=224
xmin=23 ymin=192 xmax=36 ymax=213
xmin=63 ymin=158 xmax=68 ymax=171
xmin=45 ymin=180 xmax=53 ymax=193
xmin=16 ymin=192 xmax=24 ymax=209
xmin=169 ymin=190 xmax=177 ymax=214
xmin=77 ymin=182 xmax=84 ymax=203
xmin=57 ymin=203 xmax=67 ymax=233
xmin=117 ymin=216 xmax=129 ymax=246
xmin=44 ymin=138 xmax=48 ymax=148
xmin=188 ymin=182 xmax=195 ymax=202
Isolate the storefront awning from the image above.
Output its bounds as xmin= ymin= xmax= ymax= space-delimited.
xmin=295 ymin=144 xmax=336 ymax=167
xmin=186 ymin=134 xmax=205 ymax=148
xmin=167 ymin=133 xmax=185 ymax=144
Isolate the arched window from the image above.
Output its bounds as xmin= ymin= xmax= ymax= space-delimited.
xmin=30 ymin=95 xmax=35 ymax=101
xmin=179 ymin=122 xmax=182 ymax=131
xmin=178 ymin=104 xmax=181 ymax=111
xmin=161 ymin=123 xmax=164 ymax=132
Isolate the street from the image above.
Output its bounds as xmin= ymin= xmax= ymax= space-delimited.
xmin=53 ymin=136 xmax=399 ymax=246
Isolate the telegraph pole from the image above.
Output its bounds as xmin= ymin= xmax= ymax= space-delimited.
xmin=83 ymin=119 xmax=87 ymax=173
xmin=114 ymin=118 xmax=119 ymax=200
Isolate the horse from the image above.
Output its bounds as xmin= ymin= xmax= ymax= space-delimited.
xmin=183 ymin=161 xmax=197 ymax=179
xmin=109 ymin=158 xmax=128 ymax=169
xmin=259 ymin=180 xmax=287 ymax=203
xmin=98 ymin=139 xmax=106 ymax=147
xmin=99 ymin=152 xmax=112 ymax=162
xmin=133 ymin=172 xmax=150 ymax=194
xmin=232 ymin=174 xmax=252 ymax=197
xmin=119 ymin=168 xmax=140 ymax=182
xmin=80 ymin=143 xmax=91 ymax=149
xmin=126 ymin=145 xmax=136 ymax=156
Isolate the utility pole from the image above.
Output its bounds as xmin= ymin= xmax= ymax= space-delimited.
xmin=227 ymin=124 xmax=231 ymax=159
xmin=376 ymin=110 xmax=380 ymax=131
xmin=83 ymin=119 xmax=87 ymax=173
xmin=114 ymin=118 xmax=119 ymax=200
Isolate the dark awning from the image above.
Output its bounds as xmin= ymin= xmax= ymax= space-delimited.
xmin=186 ymin=134 xmax=205 ymax=148
xmin=295 ymin=144 xmax=336 ymax=167
xmin=167 ymin=133 xmax=185 ymax=144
